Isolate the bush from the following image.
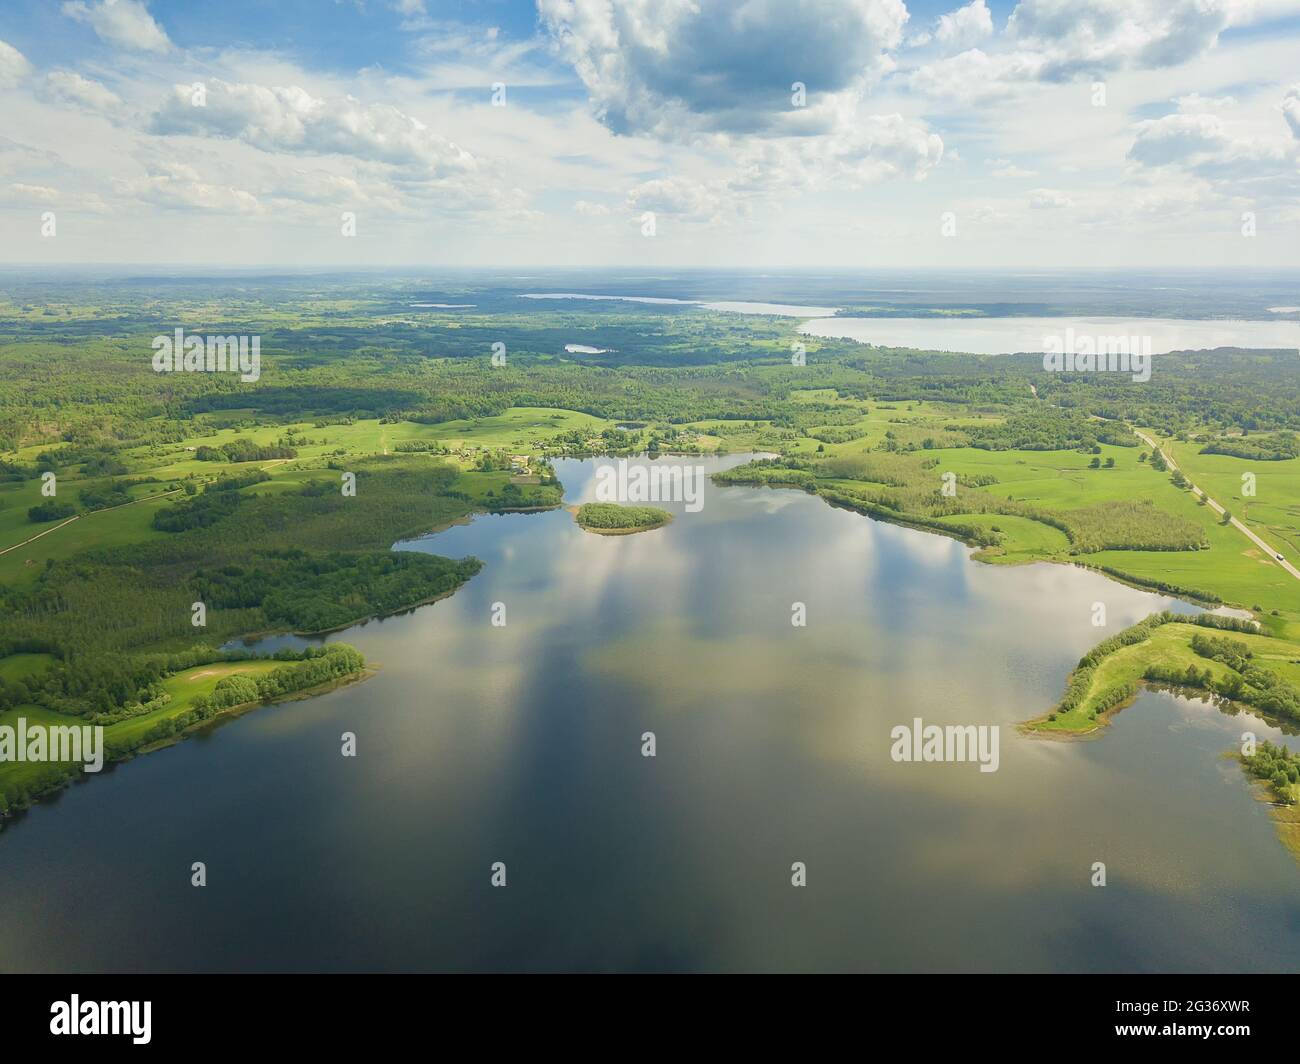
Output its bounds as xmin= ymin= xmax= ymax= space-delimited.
xmin=28 ymin=500 xmax=76 ymax=522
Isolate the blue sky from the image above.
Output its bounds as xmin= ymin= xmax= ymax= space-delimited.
xmin=1 ymin=0 xmax=1299 ymax=267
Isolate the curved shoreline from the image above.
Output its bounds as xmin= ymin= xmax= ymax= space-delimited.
xmin=1 ymin=493 xmax=519 ymax=830
xmin=709 ymin=471 xmax=1286 ymax=748
xmin=0 ymin=666 xmax=376 ymax=827
xmin=136 ymin=667 xmax=377 ymax=755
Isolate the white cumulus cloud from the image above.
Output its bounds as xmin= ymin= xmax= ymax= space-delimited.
xmin=910 ymin=0 xmax=1295 ymax=101
xmin=0 ymin=39 xmax=32 ymax=87
xmin=62 ymin=0 xmax=171 ymax=54
xmin=539 ymin=0 xmax=909 ymax=138
xmin=149 ymin=79 xmax=478 ymax=177
xmin=43 ymin=70 xmax=123 ymax=113
xmin=935 ymin=0 xmax=995 ymax=53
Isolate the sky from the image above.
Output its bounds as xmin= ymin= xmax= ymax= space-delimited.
xmin=0 ymin=0 xmax=1299 ymax=269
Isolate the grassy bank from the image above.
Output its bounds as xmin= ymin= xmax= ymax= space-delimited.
xmin=1023 ymin=614 xmax=1300 ymax=736
xmin=0 ymin=646 xmax=368 ymax=816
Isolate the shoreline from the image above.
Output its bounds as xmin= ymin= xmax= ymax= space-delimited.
xmin=1021 ymin=652 xmax=1296 ymax=743
xmin=135 ymin=667 xmax=377 ymax=755
xmin=718 ymin=473 xmax=1230 ymax=606
xmin=2 ymin=493 xmax=515 ymax=828
xmin=711 ymin=471 xmax=1284 ymax=749
xmin=0 ymin=667 xmax=377 ymax=827
xmin=1242 ymin=769 xmax=1300 ymax=866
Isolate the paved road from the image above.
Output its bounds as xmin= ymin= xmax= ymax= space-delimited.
xmin=1135 ymin=430 xmax=1300 ymax=583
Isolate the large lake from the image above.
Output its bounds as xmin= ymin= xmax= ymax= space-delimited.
xmin=800 ymin=316 xmax=1300 ymax=355
xmin=2 ymin=454 xmax=1299 ymax=972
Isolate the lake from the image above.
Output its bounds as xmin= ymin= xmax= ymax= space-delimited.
xmin=2 ymin=454 xmax=1298 ymax=972
xmin=522 ymin=294 xmax=841 ymax=317
xmin=800 ymin=316 xmax=1300 ymax=355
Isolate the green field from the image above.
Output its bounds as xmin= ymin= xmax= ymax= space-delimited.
xmin=0 ymin=653 xmax=55 ymax=682
xmin=0 ymin=412 xmax=588 ymax=584
xmin=0 ymin=703 xmax=89 ymax=801
xmin=1162 ymin=437 xmax=1300 ymax=563
xmin=939 ymin=513 xmax=1072 ymax=562
xmin=714 ymin=396 xmax=1299 ymax=617
xmin=108 ymin=659 xmax=286 ymax=747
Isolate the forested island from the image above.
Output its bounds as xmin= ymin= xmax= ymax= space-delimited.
xmin=573 ymin=502 xmax=672 ymax=534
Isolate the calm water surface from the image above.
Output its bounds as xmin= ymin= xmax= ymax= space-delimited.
xmin=2 ymin=454 xmax=1298 ymax=972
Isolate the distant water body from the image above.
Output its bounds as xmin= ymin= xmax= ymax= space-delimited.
xmin=521 ymin=294 xmax=840 ymax=317
xmin=519 ymin=293 xmax=1298 ymax=351
xmin=799 ymin=315 xmax=1300 ymax=355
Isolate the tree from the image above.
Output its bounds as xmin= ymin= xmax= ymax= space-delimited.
xmin=1271 ymin=770 xmax=1292 ymax=801
xmin=28 ymin=500 xmax=76 ymax=523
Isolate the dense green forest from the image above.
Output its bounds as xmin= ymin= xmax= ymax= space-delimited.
xmin=1200 ymin=432 xmax=1299 ymax=461
xmin=575 ymin=502 xmax=671 ymax=531
xmin=192 ymin=549 xmax=482 ymax=633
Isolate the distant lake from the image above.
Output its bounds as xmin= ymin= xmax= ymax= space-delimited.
xmin=522 ymin=294 xmax=840 ymax=317
xmin=564 ymin=344 xmax=611 ymax=354
xmin=3 ymin=454 xmax=1299 ymax=972
xmin=800 ymin=316 xmax=1300 ymax=354
xmin=703 ymin=301 xmax=839 ymax=317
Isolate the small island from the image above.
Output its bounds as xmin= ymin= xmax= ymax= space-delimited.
xmin=573 ymin=502 xmax=672 ymax=535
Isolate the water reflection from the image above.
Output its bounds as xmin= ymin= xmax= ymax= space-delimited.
xmin=2 ymin=454 xmax=1298 ymax=972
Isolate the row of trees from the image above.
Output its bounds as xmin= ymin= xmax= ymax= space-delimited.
xmin=196 ymin=438 xmax=297 ymax=462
